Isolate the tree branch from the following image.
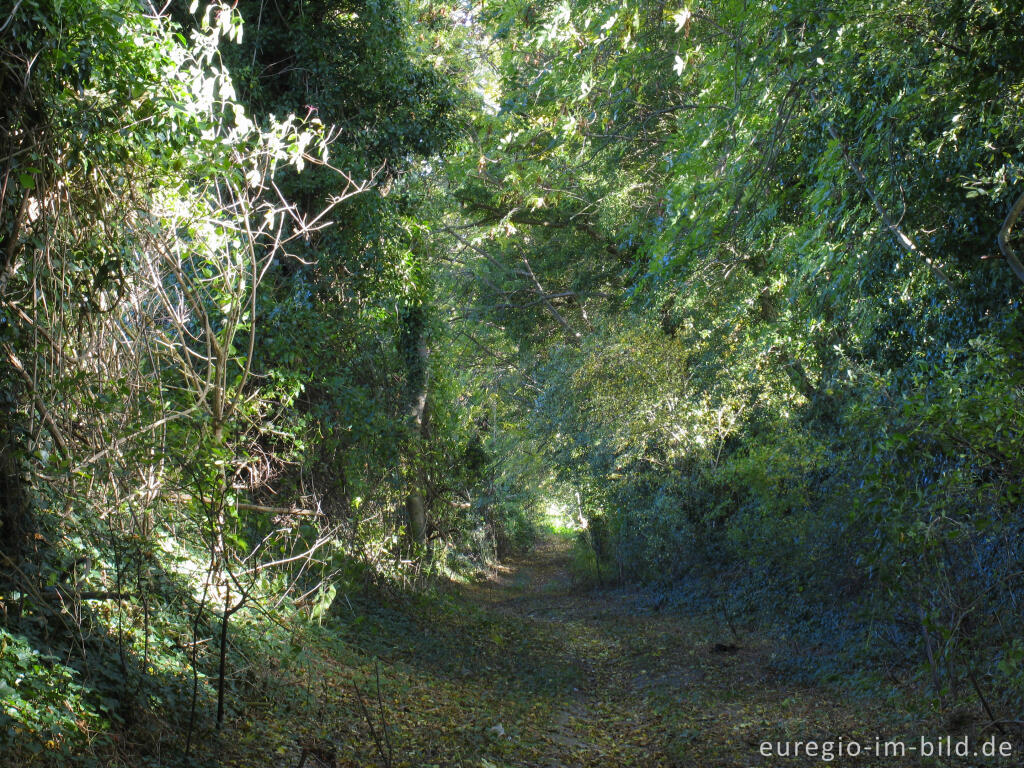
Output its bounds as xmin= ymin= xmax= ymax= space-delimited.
xmin=996 ymin=188 xmax=1024 ymax=285
xmin=4 ymin=345 xmax=68 ymax=458
xmin=812 ymin=92 xmax=951 ymax=286
xmin=520 ymin=258 xmax=581 ymax=345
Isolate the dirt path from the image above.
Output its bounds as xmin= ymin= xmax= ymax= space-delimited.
xmin=450 ymin=535 xmax=905 ymax=767
xmin=261 ymin=534 xmax=959 ymax=767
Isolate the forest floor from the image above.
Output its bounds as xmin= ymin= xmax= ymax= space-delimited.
xmin=217 ymin=534 xmax=993 ymax=768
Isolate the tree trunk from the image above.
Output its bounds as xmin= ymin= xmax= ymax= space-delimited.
xmin=406 ymin=492 xmax=427 ymax=545
xmin=0 ymin=384 xmax=31 ymax=565
xmin=400 ymin=304 xmax=429 ymax=545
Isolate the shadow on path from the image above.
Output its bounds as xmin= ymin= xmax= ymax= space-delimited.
xmin=445 ymin=534 xmax=914 ymax=767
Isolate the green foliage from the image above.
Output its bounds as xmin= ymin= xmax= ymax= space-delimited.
xmin=0 ymin=0 xmax=480 ymax=762
xmin=450 ymin=0 xmax=1024 ymax=715
xmin=0 ymin=630 xmax=107 ymax=763
xmin=4 ymin=0 xmax=1024 ymax=759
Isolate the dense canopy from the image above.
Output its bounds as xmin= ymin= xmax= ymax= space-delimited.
xmin=1 ymin=0 xmax=1023 ymax=765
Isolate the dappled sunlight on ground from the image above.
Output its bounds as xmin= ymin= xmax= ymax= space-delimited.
xmin=215 ymin=533 xmax=958 ymax=768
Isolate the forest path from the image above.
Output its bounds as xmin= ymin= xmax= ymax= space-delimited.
xmin=441 ymin=533 xmax=891 ymax=767
xmin=264 ymin=534 xmax=914 ymax=768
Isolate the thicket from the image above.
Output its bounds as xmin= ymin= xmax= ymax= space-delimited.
xmin=0 ymin=1 xmax=509 ymax=763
